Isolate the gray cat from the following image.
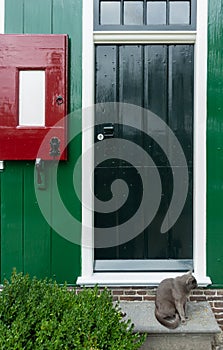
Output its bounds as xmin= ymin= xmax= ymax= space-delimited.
xmin=155 ymin=271 xmax=197 ymax=329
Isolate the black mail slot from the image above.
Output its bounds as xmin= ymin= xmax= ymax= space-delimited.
xmin=103 ymin=125 xmax=114 ymax=137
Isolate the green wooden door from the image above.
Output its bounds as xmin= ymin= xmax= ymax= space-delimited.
xmin=94 ymin=44 xmax=194 ymax=271
xmin=1 ymin=0 xmax=82 ymax=284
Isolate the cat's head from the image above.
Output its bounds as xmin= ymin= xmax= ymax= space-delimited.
xmin=185 ymin=271 xmax=198 ymax=290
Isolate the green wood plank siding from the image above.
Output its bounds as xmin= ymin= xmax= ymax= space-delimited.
xmin=5 ymin=0 xmax=24 ymax=33
xmin=53 ymin=0 xmax=82 ymax=111
xmin=23 ymin=165 xmax=51 ymax=278
xmin=51 ymin=0 xmax=82 ymax=283
xmin=207 ymin=0 xmax=223 ymax=286
xmin=24 ymin=0 xmax=52 ymax=34
xmin=2 ymin=0 xmax=82 ymax=284
xmin=1 ymin=164 xmax=24 ymax=279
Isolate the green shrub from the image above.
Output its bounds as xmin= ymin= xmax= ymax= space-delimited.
xmin=0 ymin=271 xmax=145 ymax=349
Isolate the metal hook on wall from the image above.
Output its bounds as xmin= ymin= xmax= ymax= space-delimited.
xmin=35 ymin=158 xmax=46 ymax=190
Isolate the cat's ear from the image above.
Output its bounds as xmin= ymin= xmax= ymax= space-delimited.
xmin=186 ymin=275 xmax=193 ymax=285
xmin=185 ymin=271 xmax=193 ymax=283
xmin=186 ymin=272 xmax=197 ymax=287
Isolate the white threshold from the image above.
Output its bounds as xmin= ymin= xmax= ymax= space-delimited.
xmin=77 ymin=272 xmax=211 ymax=287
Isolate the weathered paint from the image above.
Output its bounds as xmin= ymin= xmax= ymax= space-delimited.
xmin=207 ymin=0 xmax=223 ymax=287
xmin=0 ymin=34 xmax=68 ymax=160
xmin=2 ymin=0 xmax=82 ymax=283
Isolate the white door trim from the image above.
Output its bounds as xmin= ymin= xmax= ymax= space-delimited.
xmin=193 ymin=0 xmax=210 ymax=284
xmin=78 ymin=0 xmax=211 ymax=286
xmin=0 ymin=0 xmax=5 ymax=34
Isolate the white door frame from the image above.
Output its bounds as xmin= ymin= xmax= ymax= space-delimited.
xmin=78 ymin=0 xmax=211 ymax=286
xmin=0 ymin=0 xmax=4 ymax=34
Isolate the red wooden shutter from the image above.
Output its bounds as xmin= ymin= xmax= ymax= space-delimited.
xmin=0 ymin=34 xmax=68 ymax=160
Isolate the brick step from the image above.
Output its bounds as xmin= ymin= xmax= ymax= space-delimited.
xmin=119 ymin=301 xmax=221 ymax=350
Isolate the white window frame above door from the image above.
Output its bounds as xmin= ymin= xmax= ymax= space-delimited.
xmin=78 ymin=0 xmax=211 ymax=286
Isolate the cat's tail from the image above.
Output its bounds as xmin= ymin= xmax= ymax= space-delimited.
xmin=155 ymin=308 xmax=180 ymax=329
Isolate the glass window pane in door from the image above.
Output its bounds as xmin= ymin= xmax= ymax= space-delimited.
xmin=147 ymin=1 xmax=166 ymax=25
xmin=124 ymin=1 xmax=143 ymax=25
xmin=169 ymin=1 xmax=190 ymax=25
xmin=100 ymin=1 xmax=121 ymax=25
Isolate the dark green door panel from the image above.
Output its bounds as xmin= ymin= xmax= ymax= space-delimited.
xmin=144 ymin=45 xmax=167 ymax=120
xmin=2 ymin=0 xmax=82 ymax=283
xmin=94 ymin=44 xmax=193 ymax=266
xmin=119 ymin=45 xmax=144 ymax=106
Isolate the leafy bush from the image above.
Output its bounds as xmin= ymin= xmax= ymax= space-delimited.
xmin=0 ymin=271 xmax=145 ymax=349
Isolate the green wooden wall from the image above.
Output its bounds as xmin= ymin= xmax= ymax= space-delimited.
xmin=2 ymin=0 xmax=223 ymax=287
xmin=207 ymin=0 xmax=223 ymax=287
xmin=1 ymin=0 xmax=82 ymax=284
